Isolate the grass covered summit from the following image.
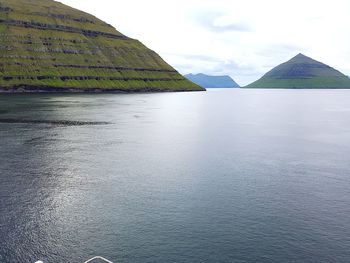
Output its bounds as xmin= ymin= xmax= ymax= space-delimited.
xmin=0 ymin=0 xmax=203 ymax=92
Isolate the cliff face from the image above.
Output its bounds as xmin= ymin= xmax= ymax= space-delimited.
xmin=185 ymin=73 xmax=240 ymax=88
xmin=0 ymin=0 xmax=204 ymax=92
xmin=245 ymin=54 xmax=350 ymax=89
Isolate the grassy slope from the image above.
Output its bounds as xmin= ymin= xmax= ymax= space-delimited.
xmin=246 ymin=76 xmax=350 ymax=89
xmin=0 ymin=0 xmax=204 ymax=92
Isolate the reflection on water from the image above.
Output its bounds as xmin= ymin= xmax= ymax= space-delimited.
xmin=0 ymin=90 xmax=350 ymax=263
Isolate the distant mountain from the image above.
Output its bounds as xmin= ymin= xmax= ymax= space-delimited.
xmin=185 ymin=73 xmax=240 ymax=88
xmin=245 ymin=53 xmax=350 ymax=89
xmin=0 ymin=0 xmax=203 ymax=92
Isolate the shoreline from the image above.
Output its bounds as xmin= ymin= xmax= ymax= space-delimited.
xmin=0 ymin=85 xmax=206 ymax=94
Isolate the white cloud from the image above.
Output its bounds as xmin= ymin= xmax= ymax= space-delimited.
xmin=59 ymin=0 xmax=350 ymax=85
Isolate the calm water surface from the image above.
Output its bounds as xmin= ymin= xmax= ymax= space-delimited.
xmin=0 ymin=89 xmax=350 ymax=263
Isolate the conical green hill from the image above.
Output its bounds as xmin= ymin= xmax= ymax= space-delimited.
xmin=0 ymin=0 xmax=203 ymax=92
xmin=245 ymin=53 xmax=350 ymax=89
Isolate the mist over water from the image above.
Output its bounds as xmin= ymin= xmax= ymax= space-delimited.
xmin=1 ymin=90 xmax=350 ymax=263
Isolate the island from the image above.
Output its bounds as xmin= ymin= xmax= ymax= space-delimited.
xmin=245 ymin=53 xmax=350 ymax=89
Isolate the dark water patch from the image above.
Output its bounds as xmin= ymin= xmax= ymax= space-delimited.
xmin=23 ymin=136 xmax=59 ymax=146
xmin=23 ymin=136 xmax=45 ymax=145
xmin=0 ymin=118 xmax=111 ymax=126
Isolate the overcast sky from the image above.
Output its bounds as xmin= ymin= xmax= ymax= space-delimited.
xmin=60 ymin=0 xmax=350 ymax=86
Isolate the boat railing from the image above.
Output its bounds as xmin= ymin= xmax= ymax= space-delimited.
xmin=35 ymin=256 xmax=113 ymax=263
xmin=82 ymin=256 xmax=113 ymax=263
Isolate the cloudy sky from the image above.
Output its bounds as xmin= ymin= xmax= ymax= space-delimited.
xmin=60 ymin=0 xmax=350 ymax=86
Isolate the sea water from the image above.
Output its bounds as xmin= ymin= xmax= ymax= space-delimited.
xmin=0 ymin=89 xmax=349 ymax=262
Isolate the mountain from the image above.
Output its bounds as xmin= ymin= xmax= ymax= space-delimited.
xmin=185 ymin=73 xmax=240 ymax=88
xmin=245 ymin=53 xmax=350 ymax=89
xmin=0 ymin=0 xmax=203 ymax=92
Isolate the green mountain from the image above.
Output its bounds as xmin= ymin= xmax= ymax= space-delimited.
xmin=185 ymin=73 xmax=240 ymax=88
xmin=0 ymin=0 xmax=203 ymax=92
xmin=245 ymin=53 xmax=350 ymax=89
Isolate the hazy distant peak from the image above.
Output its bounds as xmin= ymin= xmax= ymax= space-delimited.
xmin=185 ymin=73 xmax=240 ymax=88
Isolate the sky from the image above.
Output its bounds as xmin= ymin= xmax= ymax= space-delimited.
xmin=59 ymin=0 xmax=350 ymax=86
